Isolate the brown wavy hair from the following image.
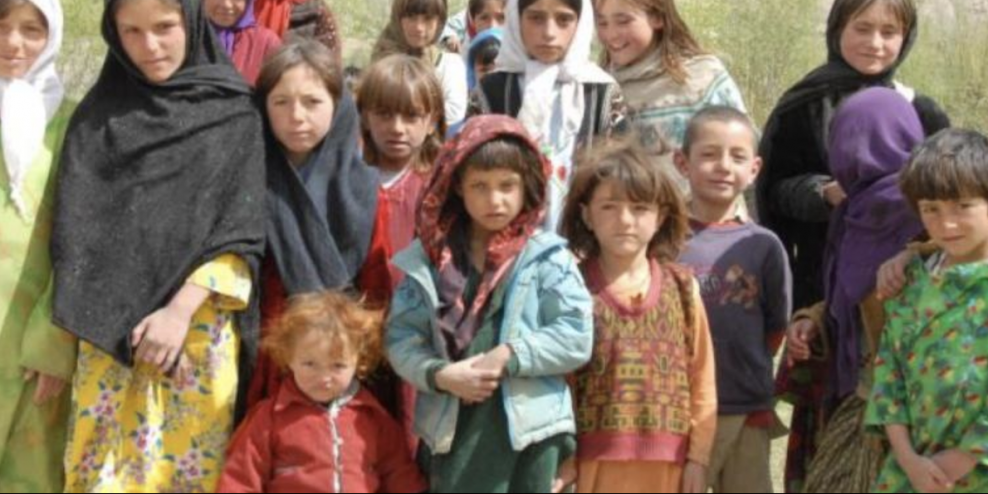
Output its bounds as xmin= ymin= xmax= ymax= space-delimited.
xmin=357 ymin=54 xmax=446 ymax=174
xmin=561 ymin=136 xmax=690 ymax=262
xmin=263 ymin=291 xmax=384 ymax=379
xmin=594 ymin=0 xmax=704 ymax=85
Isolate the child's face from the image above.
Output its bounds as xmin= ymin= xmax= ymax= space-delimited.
xmin=473 ymin=0 xmax=506 ymax=32
xmin=266 ymin=64 xmax=336 ymax=166
xmin=677 ymin=121 xmax=761 ymax=209
xmin=520 ymin=0 xmax=579 ymax=64
xmin=364 ymin=107 xmax=435 ymax=170
xmin=839 ymin=2 xmax=904 ymax=76
xmin=115 ymin=0 xmax=187 ymax=84
xmin=204 ymin=0 xmax=248 ymax=28
xmin=595 ymin=0 xmax=661 ymax=68
xmin=582 ymin=179 xmax=663 ymax=261
xmin=401 ymin=14 xmax=441 ymax=49
xmin=288 ymin=330 xmax=359 ymax=404
xmin=918 ymin=198 xmax=988 ymax=266
xmin=459 ymin=166 xmax=526 ymax=237
xmin=0 ymin=3 xmax=48 ymax=79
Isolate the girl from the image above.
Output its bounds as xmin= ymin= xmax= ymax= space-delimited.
xmin=560 ymin=139 xmax=717 ymax=493
xmin=754 ymin=2 xmax=950 ymax=489
xmin=0 ymin=0 xmax=75 ymax=491
xmin=254 ymin=0 xmax=342 ymax=65
xmin=372 ymin=0 xmax=468 ymax=126
xmin=865 ymin=128 xmax=988 ymax=493
xmin=204 ymin=0 xmax=281 ymax=85
xmin=470 ymin=0 xmax=626 ymax=231
xmin=386 ymin=115 xmax=594 ymax=493
xmin=358 ymin=53 xmax=446 ymax=294
xmin=595 ymin=0 xmax=746 ymax=194
xmin=52 ymin=0 xmax=267 ymax=491
xmin=247 ymin=40 xmax=384 ymax=407
xmin=219 ymin=292 xmax=427 ymax=493
xmin=784 ymin=88 xmax=926 ymax=493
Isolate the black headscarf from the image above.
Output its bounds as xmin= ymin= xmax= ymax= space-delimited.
xmin=265 ymin=90 xmax=380 ymax=294
xmin=52 ymin=0 xmax=266 ymax=379
xmin=756 ymin=0 xmax=919 ymax=226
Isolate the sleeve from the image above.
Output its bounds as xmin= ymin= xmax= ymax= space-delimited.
xmin=604 ymin=83 xmax=630 ymax=136
xmin=765 ymin=107 xmax=833 ymax=223
xmin=708 ymin=69 xmax=749 ymax=116
xmin=912 ymin=94 xmax=951 ymax=137
xmin=762 ymin=234 xmax=794 ymax=348
xmin=376 ymin=409 xmax=429 ymax=493
xmin=440 ymin=54 xmax=469 ymax=125
xmin=506 ymin=248 xmax=595 ymax=378
xmin=20 ymin=278 xmax=77 ymax=380
xmin=217 ymin=403 xmax=275 ymax=493
xmin=186 ymin=254 xmax=253 ymax=312
xmin=864 ymin=315 xmax=911 ymax=431
xmin=687 ymin=281 xmax=718 ymax=466
xmin=441 ymin=10 xmax=468 ymax=42
xmin=386 ymin=276 xmax=448 ymax=394
xmin=958 ymin=403 xmax=988 ymax=466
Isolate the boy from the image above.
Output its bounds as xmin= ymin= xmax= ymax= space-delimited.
xmin=676 ymin=106 xmax=793 ymax=493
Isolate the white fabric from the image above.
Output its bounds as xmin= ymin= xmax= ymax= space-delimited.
xmin=496 ymin=0 xmax=613 ymax=144
xmin=436 ymin=52 xmax=468 ymax=125
xmin=0 ymin=0 xmax=64 ymax=219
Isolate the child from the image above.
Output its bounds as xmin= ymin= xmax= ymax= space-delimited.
xmin=754 ymin=2 xmax=950 ymax=489
xmin=470 ymin=0 xmax=626 ymax=231
xmin=675 ymin=107 xmax=792 ymax=492
xmin=864 ymin=128 xmax=988 ymax=493
xmin=386 ymin=115 xmax=594 ymax=493
xmin=52 ymin=0 xmax=267 ymax=491
xmin=440 ymin=0 xmax=507 ymax=53
xmin=785 ymin=88 xmax=927 ymax=493
xmin=0 ymin=0 xmax=76 ymax=491
xmin=466 ymin=27 xmax=503 ymax=91
xmin=247 ymin=40 xmax=384 ymax=407
xmin=372 ymin=0 xmax=468 ymax=126
xmin=204 ymin=0 xmax=281 ymax=85
xmin=561 ymin=138 xmax=717 ymax=493
xmin=358 ymin=54 xmax=446 ymax=294
xmin=596 ymin=0 xmax=747 ymax=195
xmin=219 ymin=292 xmax=427 ymax=493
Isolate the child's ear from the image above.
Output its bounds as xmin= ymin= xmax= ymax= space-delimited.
xmin=750 ymin=156 xmax=764 ymax=180
xmin=581 ymin=204 xmax=594 ymax=231
xmin=673 ymin=149 xmax=690 ymax=177
xmin=648 ymin=13 xmax=664 ymax=32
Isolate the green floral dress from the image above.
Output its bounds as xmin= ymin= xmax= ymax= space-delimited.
xmin=865 ymin=256 xmax=988 ymax=493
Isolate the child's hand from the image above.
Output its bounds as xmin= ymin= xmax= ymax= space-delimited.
xmin=786 ymin=318 xmax=819 ymax=367
xmin=23 ymin=370 xmax=67 ymax=406
xmin=552 ymin=457 xmax=577 ymax=493
xmin=435 ymin=355 xmax=502 ymax=404
xmin=680 ymin=461 xmax=707 ymax=493
xmin=932 ymin=449 xmax=978 ymax=484
xmin=132 ymin=305 xmax=194 ymax=374
xmin=822 ymin=181 xmax=847 ymax=207
xmin=901 ymin=452 xmax=953 ymax=493
xmin=442 ymin=35 xmax=462 ymax=53
xmin=877 ymin=250 xmax=914 ymax=301
xmin=473 ymin=344 xmax=514 ymax=378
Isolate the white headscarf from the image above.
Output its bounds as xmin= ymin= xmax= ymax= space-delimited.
xmin=496 ymin=0 xmax=613 ymax=143
xmin=0 ymin=0 xmax=64 ymax=219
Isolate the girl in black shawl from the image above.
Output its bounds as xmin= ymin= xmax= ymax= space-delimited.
xmin=755 ymin=1 xmax=950 ymax=491
xmin=245 ymin=40 xmax=384 ymax=407
xmin=52 ymin=0 xmax=266 ymax=491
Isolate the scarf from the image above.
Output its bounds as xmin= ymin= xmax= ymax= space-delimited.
xmin=266 ymin=91 xmax=380 ymax=294
xmin=824 ymin=87 xmax=924 ymax=399
xmin=466 ymin=27 xmax=503 ymax=90
xmin=52 ymin=0 xmax=266 ymax=371
xmin=0 ymin=0 xmax=64 ymax=219
xmin=417 ymin=115 xmax=550 ymax=358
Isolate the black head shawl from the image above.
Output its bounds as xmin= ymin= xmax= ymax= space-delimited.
xmin=755 ymin=0 xmax=919 ymax=227
xmin=52 ymin=0 xmax=266 ymax=382
xmin=266 ymin=90 xmax=380 ymax=294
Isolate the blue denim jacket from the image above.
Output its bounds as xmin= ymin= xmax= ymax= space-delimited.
xmin=386 ymin=231 xmax=594 ymax=454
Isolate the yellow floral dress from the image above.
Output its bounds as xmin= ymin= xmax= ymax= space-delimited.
xmin=64 ymin=254 xmax=251 ymax=493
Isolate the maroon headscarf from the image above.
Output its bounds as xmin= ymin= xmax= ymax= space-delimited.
xmin=417 ymin=115 xmax=551 ymax=358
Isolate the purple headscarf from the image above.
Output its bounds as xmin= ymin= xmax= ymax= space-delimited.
xmin=211 ymin=0 xmax=257 ymax=55
xmin=824 ymin=87 xmax=925 ymax=400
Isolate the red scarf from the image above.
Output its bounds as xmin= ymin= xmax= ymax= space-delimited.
xmin=417 ymin=116 xmax=551 ymax=358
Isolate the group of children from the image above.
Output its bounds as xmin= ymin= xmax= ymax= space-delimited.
xmin=0 ymin=0 xmax=985 ymax=493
